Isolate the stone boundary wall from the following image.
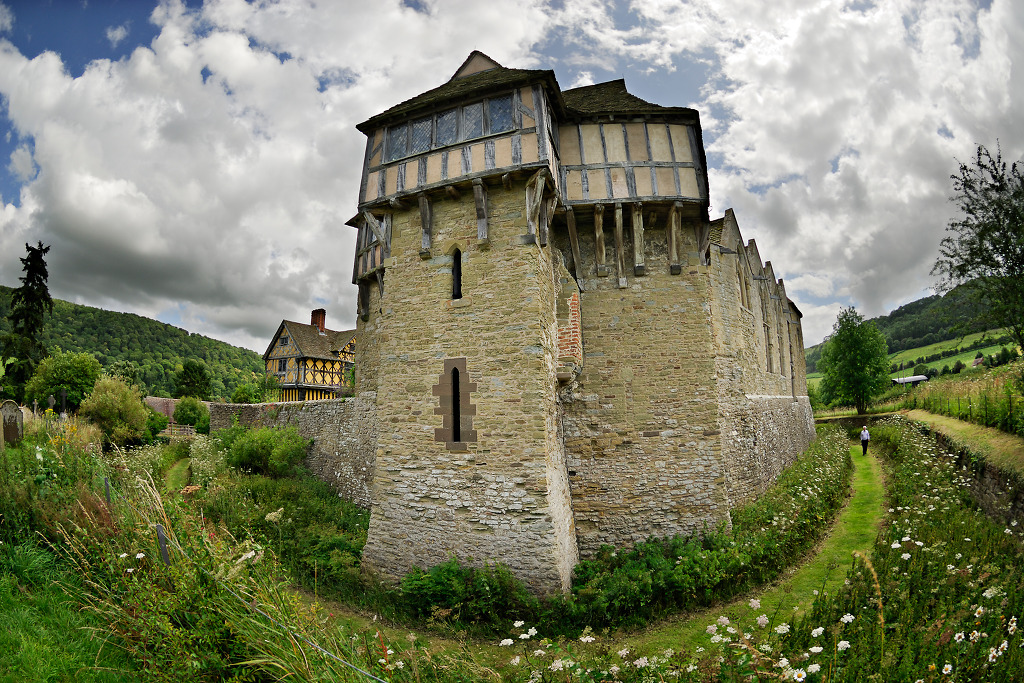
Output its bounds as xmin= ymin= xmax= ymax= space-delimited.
xmin=743 ymin=395 xmax=816 ymax=497
xmin=934 ymin=431 xmax=1024 ymax=526
xmin=209 ymin=394 xmax=377 ymax=508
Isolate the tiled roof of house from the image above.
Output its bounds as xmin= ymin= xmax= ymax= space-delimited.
xmin=264 ymin=321 xmax=355 ymax=361
xmin=562 ymin=79 xmax=700 ymax=120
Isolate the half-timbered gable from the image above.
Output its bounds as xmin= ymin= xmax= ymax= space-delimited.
xmin=263 ymin=309 xmax=355 ymax=402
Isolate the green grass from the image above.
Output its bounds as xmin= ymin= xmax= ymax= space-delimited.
xmin=163 ymin=457 xmax=191 ymax=493
xmin=0 ymin=545 xmax=138 ymax=682
xmin=626 ymin=443 xmax=885 ymax=655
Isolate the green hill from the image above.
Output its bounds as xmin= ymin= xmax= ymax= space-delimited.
xmin=0 ymin=285 xmax=264 ymax=400
xmin=805 ymin=283 xmax=998 ymax=373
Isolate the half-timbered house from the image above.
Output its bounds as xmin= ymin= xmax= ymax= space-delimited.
xmin=263 ymin=309 xmax=355 ymax=402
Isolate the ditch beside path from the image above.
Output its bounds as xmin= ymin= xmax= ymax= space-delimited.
xmin=904 ymin=409 xmax=1024 ymax=479
xmin=631 ymin=444 xmax=885 ymax=654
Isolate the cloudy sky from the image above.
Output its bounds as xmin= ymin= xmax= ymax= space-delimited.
xmin=0 ymin=0 xmax=1020 ymax=350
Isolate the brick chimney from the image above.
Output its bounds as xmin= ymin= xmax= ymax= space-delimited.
xmin=311 ymin=308 xmax=326 ymax=332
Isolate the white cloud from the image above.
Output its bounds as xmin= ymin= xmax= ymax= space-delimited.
xmin=7 ymin=143 xmax=34 ymax=181
xmin=0 ymin=3 xmax=12 ymax=34
xmin=106 ymin=23 xmax=129 ymax=48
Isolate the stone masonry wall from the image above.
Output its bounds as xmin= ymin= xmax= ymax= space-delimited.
xmin=357 ymin=178 xmax=578 ymax=593
xmin=209 ymin=397 xmax=377 ymax=508
xmin=560 ymin=216 xmax=732 ymax=557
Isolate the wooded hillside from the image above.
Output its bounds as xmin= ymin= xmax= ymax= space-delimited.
xmin=0 ymin=285 xmax=263 ymax=400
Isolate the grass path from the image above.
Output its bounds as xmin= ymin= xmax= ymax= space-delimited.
xmin=164 ymin=457 xmax=191 ymax=493
xmin=625 ymin=444 xmax=886 ymax=655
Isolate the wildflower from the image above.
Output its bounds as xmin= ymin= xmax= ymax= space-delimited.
xmin=840 ymin=613 xmax=855 ymax=624
xmin=617 ymin=648 xmax=629 ymax=658
xmin=793 ymin=670 xmax=806 ymax=682
xmin=975 ymin=606 xmax=985 ymax=618
xmin=1008 ymin=617 xmax=1017 ymax=635
xmin=549 ymin=659 xmax=564 ymax=672
xmin=807 ymin=664 xmax=820 ymax=673
xmin=809 ymin=646 xmax=823 ymax=654
xmin=891 ymin=542 xmax=901 ymax=549
xmin=954 ymin=632 xmax=965 ymax=643
xmin=777 ymin=657 xmax=789 ymax=668
xmin=663 ymin=649 xmax=674 ymax=657
xmin=775 ymin=623 xmax=791 ymax=635
xmin=757 ymin=615 xmax=770 ymax=628
xmin=500 ymin=639 xmax=514 ymax=647
xmin=749 ymin=598 xmax=761 ymax=609
xmin=901 ymin=553 xmax=911 ymax=560
xmin=527 ymin=627 xmax=537 ymax=637
xmin=126 ymin=568 xmax=134 ymax=573
xmin=632 ymin=657 xmax=648 ymax=668
xmin=706 ymin=625 xmax=718 ymax=635
xmin=136 ymin=553 xmax=145 ymax=560
xmin=717 ymin=615 xmax=730 ymax=626
xmin=609 ymin=665 xmax=620 ymax=675
xmin=519 ymin=633 xmax=530 ymax=639
xmin=119 ymin=553 xmax=128 ymax=558
xmin=580 ymin=635 xmax=595 ymax=643
xmin=533 ymin=650 xmax=545 ymax=657
xmin=510 ymin=656 xmax=521 ymax=666
xmin=837 ymin=641 xmax=851 ymax=651
xmin=942 ymin=663 xmax=953 ymax=675
xmin=989 ymin=647 xmax=1000 ymax=662
xmin=514 ymin=620 xmax=525 ymax=628
xmin=811 ymin=627 xmax=824 ymax=638
xmin=265 ymin=507 xmax=284 ymax=523
xmin=970 ymin=631 xmax=980 ymax=642
xmin=1000 ymin=640 xmax=1009 ymax=652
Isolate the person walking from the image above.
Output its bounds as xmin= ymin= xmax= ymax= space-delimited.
xmin=860 ymin=426 xmax=870 ymax=455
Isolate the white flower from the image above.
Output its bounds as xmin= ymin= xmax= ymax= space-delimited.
xmin=500 ymin=639 xmax=514 ymax=647
xmin=36 ymin=452 xmax=44 ymax=462
xmin=136 ymin=553 xmax=145 ymax=560
xmin=532 ymin=650 xmax=545 ymax=657
xmin=793 ymin=670 xmax=807 ymax=682
xmin=706 ymin=625 xmax=717 ymax=635
xmin=527 ymin=627 xmax=537 ymax=637
xmin=975 ymin=606 xmax=985 ymax=617
xmin=514 ymin=620 xmax=525 ymax=628
xmin=837 ymin=641 xmax=851 ymax=651
xmin=809 ymin=646 xmax=823 ymax=654
xmin=807 ymin=664 xmax=820 ymax=673
xmin=840 ymin=613 xmax=855 ymax=624
xmin=811 ymin=627 xmax=824 ymax=638
xmin=549 ymin=659 xmax=564 ymax=672
xmin=119 ymin=553 xmax=128 ymax=558
xmin=519 ymin=633 xmax=530 ymax=640
xmin=775 ymin=623 xmax=790 ymax=635
xmin=126 ymin=568 xmax=134 ymax=573
xmin=632 ymin=657 xmax=648 ymax=668
xmin=717 ymin=616 xmax=730 ymax=626
xmin=757 ymin=615 xmax=770 ymax=628
xmin=891 ymin=542 xmax=901 ymax=549
xmin=943 ymin=663 xmax=953 ymax=674
xmin=579 ymin=635 xmax=595 ymax=643
xmin=609 ymin=665 xmax=620 ymax=675
xmin=617 ymin=648 xmax=629 ymax=658
xmin=901 ymin=553 xmax=911 ymax=560
xmin=749 ymin=598 xmax=761 ymax=609
xmin=954 ymin=632 xmax=965 ymax=643
xmin=777 ymin=657 xmax=789 ymax=668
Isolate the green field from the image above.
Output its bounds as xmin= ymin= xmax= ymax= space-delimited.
xmin=806 ymin=329 xmax=1018 ymax=387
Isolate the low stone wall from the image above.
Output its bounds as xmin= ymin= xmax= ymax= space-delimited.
xmin=934 ymin=432 xmax=1024 ymax=526
xmin=209 ymin=393 xmax=377 ymax=508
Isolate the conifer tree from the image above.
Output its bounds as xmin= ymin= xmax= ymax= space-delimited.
xmin=1 ymin=242 xmax=53 ymax=401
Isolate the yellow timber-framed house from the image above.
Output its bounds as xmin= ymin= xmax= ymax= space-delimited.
xmin=264 ymin=309 xmax=355 ymax=401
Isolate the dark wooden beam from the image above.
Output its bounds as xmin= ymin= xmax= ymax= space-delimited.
xmin=614 ymin=202 xmax=626 ymax=288
xmin=566 ymin=207 xmax=582 ymax=282
xmin=445 ymin=184 xmax=461 ymax=201
xmin=632 ymin=203 xmax=645 ymax=276
xmin=472 ymin=179 xmax=489 ymax=244
xmin=669 ymin=202 xmax=682 ymax=275
xmin=594 ymin=204 xmax=608 ymax=276
xmin=418 ymin=194 xmax=432 ymax=259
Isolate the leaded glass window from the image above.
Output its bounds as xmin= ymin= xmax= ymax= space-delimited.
xmin=436 ymin=109 xmax=457 ymax=146
xmin=462 ymin=103 xmax=483 ymax=140
xmin=488 ymin=94 xmax=514 ymax=133
xmin=386 ymin=124 xmax=407 ymax=162
xmin=411 ymin=117 xmax=432 ymax=154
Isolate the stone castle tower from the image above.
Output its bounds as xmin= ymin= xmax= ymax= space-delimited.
xmin=348 ymin=52 xmax=814 ymax=592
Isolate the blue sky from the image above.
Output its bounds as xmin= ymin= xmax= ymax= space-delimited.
xmin=1 ymin=0 xmax=1021 ymax=351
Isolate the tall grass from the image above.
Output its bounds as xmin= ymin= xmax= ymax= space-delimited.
xmin=896 ymin=362 xmax=1024 ymax=437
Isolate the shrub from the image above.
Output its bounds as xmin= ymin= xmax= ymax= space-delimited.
xmin=23 ymin=349 xmax=102 ymax=412
xmin=226 ymin=426 xmax=310 ymax=477
xmin=145 ymin=408 xmax=169 ymax=441
xmin=173 ymin=396 xmax=209 ymax=433
xmin=188 ymin=435 xmax=227 ymax=486
xmin=79 ymin=375 xmax=149 ymax=447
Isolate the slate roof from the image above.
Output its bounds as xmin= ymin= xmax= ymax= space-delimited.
xmin=357 ymin=53 xmax=560 ymax=133
xmin=263 ymin=321 xmax=355 ymax=362
xmin=562 ymin=80 xmax=697 ymax=120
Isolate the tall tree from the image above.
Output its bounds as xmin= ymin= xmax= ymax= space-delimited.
xmin=174 ymin=359 xmax=211 ymax=399
xmin=1 ymin=242 xmax=53 ymax=401
xmin=933 ymin=144 xmax=1024 ymax=350
xmin=818 ymin=307 xmax=891 ymax=415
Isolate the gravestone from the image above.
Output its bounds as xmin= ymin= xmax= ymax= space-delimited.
xmin=2 ymin=400 xmax=23 ymax=447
